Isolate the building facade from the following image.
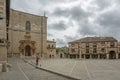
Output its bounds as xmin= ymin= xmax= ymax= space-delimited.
xmin=68 ymin=37 xmax=120 ymax=59
xmin=8 ymin=9 xmax=47 ymax=58
xmin=0 ymin=0 xmax=8 ymax=61
xmin=47 ymin=40 xmax=56 ymax=58
xmin=57 ymin=46 xmax=69 ymax=58
xmin=68 ymin=40 xmax=80 ymax=59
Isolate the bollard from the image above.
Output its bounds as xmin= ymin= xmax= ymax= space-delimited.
xmin=2 ymin=62 xmax=7 ymax=72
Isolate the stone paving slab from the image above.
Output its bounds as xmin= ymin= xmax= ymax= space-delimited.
xmin=27 ymin=60 xmax=81 ymax=80
xmin=0 ymin=57 xmax=77 ymax=80
xmin=28 ymin=59 xmax=120 ymax=80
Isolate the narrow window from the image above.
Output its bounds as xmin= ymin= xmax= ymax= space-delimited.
xmin=26 ymin=21 xmax=31 ymax=32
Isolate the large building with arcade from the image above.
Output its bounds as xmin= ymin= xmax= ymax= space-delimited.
xmin=68 ymin=37 xmax=120 ymax=59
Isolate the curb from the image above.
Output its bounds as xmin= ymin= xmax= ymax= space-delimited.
xmin=24 ymin=59 xmax=81 ymax=80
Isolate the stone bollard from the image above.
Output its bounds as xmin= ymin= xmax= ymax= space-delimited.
xmin=2 ymin=62 xmax=7 ymax=72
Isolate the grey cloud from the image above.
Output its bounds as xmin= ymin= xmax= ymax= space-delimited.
xmin=70 ymin=7 xmax=90 ymax=21
xmin=92 ymin=0 xmax=111 ymax=10
xmin=78 ymin=23 xmax=97 ymax=36
xmin=95 ymin=5 xmax=120 ymax=40
xmin=47 ymin=33 xmax=53 ymax=37
xmin=64 ymin=35 xmax=79 ymax=42
xmin=37 ymin=0 xmax=75 ymax=5
xmin=98 ymin=11 xmax=120 ymax=28
xmin=56 ymin=38 xmax=66 ymax=47
xmin=53 ymin=6 xmax=90 ymax=21
xmin=52 ymin=4 xmax=96 ymax=37
xmin=53 ymin=8 xmax=70 ymax=17
xmin=105 ymin=29 xmax=120 ymax=40
xmin=48 ymin=21 xmax=67 ymax=31
xmin=38 ymin=0 xmax=61 ymax=5
xmin=11 ymin=0 xmax=30 ymax=11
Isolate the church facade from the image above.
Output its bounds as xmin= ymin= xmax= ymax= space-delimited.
xmin=8 ymin=9 xmax=47 ymax=58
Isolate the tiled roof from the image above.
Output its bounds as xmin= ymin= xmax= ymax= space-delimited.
xmin=69 ymin=37 xmax=117 ymax=43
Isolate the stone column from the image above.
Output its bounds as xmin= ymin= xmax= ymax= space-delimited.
xmin=77 ymin=54 xmax=78 ymax=59
xmin=79 ymin=54 xmax=81 ymax=59
xmin=98 ymin=54 xmax=100 ymax=59
xmin=84 ymin=54 xmax=86 ymax=59
xmin=106 ymin=54 xmax=109 ymax=59
xmin=2 ymin=61 xmax=7 ymax=72
xmin=116 ymin=53 xmax=118 ymax=59
xmin=90 ymin=54 xmax=92 ymax=59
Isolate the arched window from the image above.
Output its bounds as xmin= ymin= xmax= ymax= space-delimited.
xmin=26 ymin=21 xmax=31 ymax=32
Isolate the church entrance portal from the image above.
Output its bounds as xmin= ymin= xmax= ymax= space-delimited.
xmin=25 ymin=45 xmax=31 ymax=56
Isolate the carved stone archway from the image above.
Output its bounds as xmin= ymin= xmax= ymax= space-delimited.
xmin=19 ymin=32 xmax=36 ymax=57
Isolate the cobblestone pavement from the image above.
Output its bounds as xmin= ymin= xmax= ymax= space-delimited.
xmin=0 ymin=57 xmax=74 ymax=80
xmin=31 ymin=59 xmax=120 ymax=80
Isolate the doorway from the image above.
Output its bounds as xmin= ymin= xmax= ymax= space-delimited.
xmin=60 ymin=53 xmax=63 ymax=58
xmin=85 ymin=54 xmax=90 ymax=59
xmin=25 ymin=45 xmax=31 ymax=56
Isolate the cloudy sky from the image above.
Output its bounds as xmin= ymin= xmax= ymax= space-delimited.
xmin=11 ymin=0 xmax=120 ymax=47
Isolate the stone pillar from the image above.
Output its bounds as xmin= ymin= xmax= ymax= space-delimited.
xmin=90 ymin=54 xmax=92 ymax=59
xmin=2 ymin=61 xmax=7 ymax=72
xmin=98 ymin=54 xmax=100 ymax=59
xmin=106 ymin=54 xmax=109 ymax=59
xmin=118 ymin=54 xmax=120 ymax=59
xmin=116 ymin=53 xmax=118 ymax=59
xmin=84 ymin=54 xmax=86 ymax=59
xmin=79 ymin=54 xmax=81 ymax=59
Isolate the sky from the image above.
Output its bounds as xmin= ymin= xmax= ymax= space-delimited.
xmin=11 ymin=0 xmax=120 ymax=47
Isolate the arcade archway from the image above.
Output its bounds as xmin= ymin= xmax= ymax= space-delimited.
xmin=109 ymin=51 xmax=116 ymax=59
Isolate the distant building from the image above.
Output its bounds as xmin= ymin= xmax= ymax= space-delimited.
xmin=56 ymin=46 xmax=69 ymax=58
xmin=68 ymin=37 xmax=120 ymax=59
xmin=118 ymin=42 xmax=120 ymax=57
xmin=47 ymin=39 xmax=56 ymax=58
xmin=68 ymin=40 xmax=80 ymax=59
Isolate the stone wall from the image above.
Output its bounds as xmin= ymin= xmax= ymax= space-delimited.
xmin=0 ymin=0 xmax=7 ymax=61
xmin=47 ymin=40 xmax=56 ymax=58
xmin=8 ymin=9 xmax=47 ymax=58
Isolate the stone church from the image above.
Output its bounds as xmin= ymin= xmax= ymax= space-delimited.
xmin=8 ymin=9 xmax=47 ymax=58
xmin=0 ymin=0 xmax=48 ymax=59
